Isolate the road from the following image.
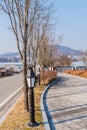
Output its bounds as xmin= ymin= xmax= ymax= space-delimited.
xmin=46 ymin=73 xmax=87 ymax=130
xmin=0 ymin=74 xmax=23 ymax=105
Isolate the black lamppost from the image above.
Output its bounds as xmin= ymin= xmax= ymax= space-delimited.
xmin=26 ymin=67 xmax=39 ymax=127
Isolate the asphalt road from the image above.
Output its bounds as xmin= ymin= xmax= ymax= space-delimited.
xmin=0 ymin=73 xmax=23 ymax=105
xmin=46 ymin=73 xmax=87 ymax=130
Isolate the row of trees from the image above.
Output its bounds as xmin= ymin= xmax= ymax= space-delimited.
xmin=0 ymin=0 xmax=72 ymax=111
xmin=57 ymin=54 xmax=72 ymax=66
xmin=0 ymin=0 xmax=58 ymax=111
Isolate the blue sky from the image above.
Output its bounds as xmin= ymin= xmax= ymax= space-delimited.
xmin=0 ymin=13 xmax=17 ymax=54
xmin=55 ymin=0 xmax=87 ymax=50
xmin=0 ymin=0 xmax=87 ymax=54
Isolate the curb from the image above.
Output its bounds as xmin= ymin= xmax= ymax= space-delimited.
xmin=40 ymin=78 xmax=60 ymax=130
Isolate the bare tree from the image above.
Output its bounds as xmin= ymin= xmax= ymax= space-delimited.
xmin=33 ymin=4 xmax=53 ymax=67
xmin=0 ymin=0 xmax=55 ymax=111
xmin=80 ymin=50 xmax=87 ymax=68
xmin=0 ymin=0 xmax=40 ymax=111
xmin=0 ymin=0 xmax=30 ymax=111
xmin=57 ymin=54 xmax=72 ymax=66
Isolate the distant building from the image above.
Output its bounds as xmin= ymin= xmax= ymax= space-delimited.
xmin=0 ymin=56 xmax=21 ymax=62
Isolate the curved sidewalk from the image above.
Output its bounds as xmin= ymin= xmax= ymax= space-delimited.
xmin=42 ymin=73 xmax=87 ymax=130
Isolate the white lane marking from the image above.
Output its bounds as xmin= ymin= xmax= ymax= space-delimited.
xmin=0 ymin=86 xmax=23 ymax=108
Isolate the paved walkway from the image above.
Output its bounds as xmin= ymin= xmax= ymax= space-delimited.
xmin=45 ymin=73 xmax=87 ymax=130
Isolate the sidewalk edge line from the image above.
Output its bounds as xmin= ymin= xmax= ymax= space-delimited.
xmin=40 ymin=78 xmax=60 ymax=130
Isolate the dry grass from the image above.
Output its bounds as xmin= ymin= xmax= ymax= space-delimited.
xmin=64 ymin=70 xmax=87 ymax=78
xmin=0 ymin=71 xmax=57 ymax=130
xmin=0 ymin=87 xmax=44 ymax=130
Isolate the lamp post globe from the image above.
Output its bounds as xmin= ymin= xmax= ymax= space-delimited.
xmin=26 ymin=67 xmax=35 ymax=88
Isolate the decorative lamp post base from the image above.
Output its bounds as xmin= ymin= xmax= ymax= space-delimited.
xmin=28 ymin=121 xmax=39 ymax=127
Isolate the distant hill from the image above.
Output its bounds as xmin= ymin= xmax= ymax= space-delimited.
xmin=0 ymin=45 xmax=83 ymax=57
xmin=57 ymin=45 xmax=82 ymax=56
xmin=0 ymin=52 xmax=18 ymax=57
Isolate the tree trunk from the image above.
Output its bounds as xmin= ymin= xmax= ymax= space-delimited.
xmin=23 ymin=46 xmax=29 ymax=111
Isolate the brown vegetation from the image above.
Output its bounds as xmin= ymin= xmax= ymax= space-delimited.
xmin=64 ymin=70 xmax=87 ymax=78
xmin=40 ymin=70 xmax=57 ymax=85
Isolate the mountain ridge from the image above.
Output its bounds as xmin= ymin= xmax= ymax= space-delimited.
xmin=0 ymin=52 xmax=18 ymax=57
xmin=0 ymin=45 xmax=83 ymax=57
xmin=57 ymin=45 xmax=82 ymax=56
